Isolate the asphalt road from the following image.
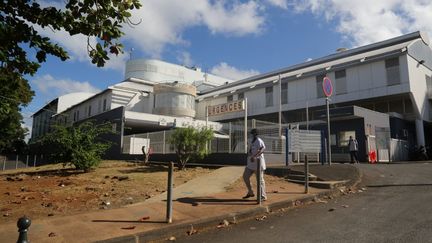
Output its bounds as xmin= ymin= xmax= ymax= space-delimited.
xmin=172 ymin=163 xmax=432 ymax=243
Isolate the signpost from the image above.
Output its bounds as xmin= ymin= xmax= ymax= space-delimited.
xmin=322 ymin=77 xmax=333 ymax=165
xmin=287 ymin=129 xmax=322 ymax=193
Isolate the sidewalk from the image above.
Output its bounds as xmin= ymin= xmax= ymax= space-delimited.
xmin=0 ymin=165 xmax=358 ymax=243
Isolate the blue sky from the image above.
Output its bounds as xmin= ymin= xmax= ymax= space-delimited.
xmin=22 ymin=0 xmax=432 ymax=137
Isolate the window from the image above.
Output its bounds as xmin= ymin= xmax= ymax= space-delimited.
xmin=76 ymin=110 xmax=80 ymax=120
xmin=88 ymin=105 xmax=92 ymax=117
xmin=227 ymin=95 xmax=233 ymax=102
xmin=385 ymin=57 xmax=400 ymax=85
xmin=265 ymin=86 xmax=273 ymax=107
xmin=335 ymin=69 xmax=347 ymax=94
xmin=103 ymin=99 xmax=107 ymax=111
xmin=316 ymin=74 xmax=326 ymax=98
xmin=281 ymin=82 xmax=288 ymax=104
xmin=426 ymin=75 xmax=432 ymax=97
xmin=238 ymin=93 xmax=244 ymax=100
xmin=98 ymin=99 xmax=102 ymax=113
xmin=339 ymin=131 xmax=356 ymax=147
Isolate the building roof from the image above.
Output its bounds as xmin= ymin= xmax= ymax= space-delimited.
xmin=200 ymin=31 xmax=429 ymax=97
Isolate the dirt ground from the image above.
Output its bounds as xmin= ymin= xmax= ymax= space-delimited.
xmin=0 ymin=161 xmax=212 ymax=223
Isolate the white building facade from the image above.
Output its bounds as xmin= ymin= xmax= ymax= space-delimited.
xmin=31 ymin=31 xmax=432 ymax=162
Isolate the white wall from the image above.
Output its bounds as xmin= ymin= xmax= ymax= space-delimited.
xmin=197 ymin=55 xmax=412 ymax=122
xmin=407 ymin=55 xmax=432 ymax=121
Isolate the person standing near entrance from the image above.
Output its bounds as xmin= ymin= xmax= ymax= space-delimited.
xmin=348 ymin=136 xmax=359 ymax=163
xmin=243 ymin=129 xmax=267 ymax=201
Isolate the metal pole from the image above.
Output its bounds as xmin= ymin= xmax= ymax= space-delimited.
xmin=305 ymin=154 xmax=309 ymax=194
xmin=33 ymin=155 xmax=36 ymax=167
xmin=278 ymin=74 xmax=282 ymax=137
xmin=324 ymin=138 xmax=328 ymax=166
xmin=244 ymin=98 xmax=248 ymax=154
xmin=2 ymin=157 xmax=5 ymax=171
xmin=228 ymin=122 xmax=232 ymax=153
xmin=285 ymin=128 xmax=289 ymax=166
xmin=163 ymin=131 xmax=166 ymax=154
xmin=15 ymin=155 xmax=18 ymax=169
xmin=26 ymin=155 xmax=29 ymax=168
xmin=256 ymin=158 xmax=262 ymax=205
xmin=166 ymin=162 xmax=173 ymax=223
xmin=326 ymin=97 xmax=332 ymax=165
xmin=306 ymin=101 xmax=309 ymax=130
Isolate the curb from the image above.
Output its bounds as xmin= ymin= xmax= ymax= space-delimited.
xmin=96 ymin=166 xmax=362 ymax=243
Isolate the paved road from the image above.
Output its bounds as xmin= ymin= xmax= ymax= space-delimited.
xmin=173 ymin=163 xmax=432 ymax=243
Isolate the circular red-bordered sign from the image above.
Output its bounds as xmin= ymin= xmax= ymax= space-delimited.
xmin=322 ymin=77 xmax=333 ymax=97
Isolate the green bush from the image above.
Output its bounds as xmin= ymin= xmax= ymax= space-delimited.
xmin=43 ymin=121 xmax=113 ymax=172
xmin=169 ymin=127 xmax=213 ymax=170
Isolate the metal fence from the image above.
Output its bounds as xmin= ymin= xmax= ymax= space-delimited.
xmin=0 ymin=154 xmax=45 ymax=171
xmin=123 ymin=119 xmax=289 ymax=155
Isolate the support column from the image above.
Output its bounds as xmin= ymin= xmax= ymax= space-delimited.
xmin=415 ymin=119 xmax=425 ymax=147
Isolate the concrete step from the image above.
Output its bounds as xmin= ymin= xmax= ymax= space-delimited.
xmin=287 ymin=179 xmax=348 ymax=189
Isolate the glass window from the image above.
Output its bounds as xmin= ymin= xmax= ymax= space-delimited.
xmin=265 ymin=86 xmax=273 ymax=107
xmin=238 ymin=93 xmax=244 ymax=100
xmin=281 ymin=82 xmax=288 ymax=104
xmin=103 ymin=99 xmax=107 ymax=111
xmin=227 ymin=95 xmax=233 ymax=102
xmin=385 ymin=57 xmax=400 ymax=85
xmin=339 ymin=131 xmax=356 ymax=147
xmin=426 ymin=75 xmax=432 ymax=97
xmin=88 ymin=105 xmax=92 ymax=117
xmin=335 ymin=69 xmax=347 ymax=94
xmin=316 ymin=74 xmax=326 ymax=98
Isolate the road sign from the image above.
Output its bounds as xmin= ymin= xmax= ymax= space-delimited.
xmin=288 ymin=130 xmax=322 ymax=153
xmin=322 ymin=77 xmax=333 ymax=97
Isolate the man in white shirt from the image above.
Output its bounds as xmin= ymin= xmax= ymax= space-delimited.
xmin=242 ymin=129 xmax=267 ymax=201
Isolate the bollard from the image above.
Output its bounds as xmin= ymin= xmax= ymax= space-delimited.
xmin=304 ymin=154 xmax=309 ymax=194
xmin=26 ymin=155 xmax=29 ymax=168
xmin=17 ymin=216 xmax=31 ymax=243
xmin=15 ymin=155 xmax=18 ymax=169
xmin=256 ymin=158 xmax=262 ymax=205
xmin=166 ymin=162 xmax=173 ymax=223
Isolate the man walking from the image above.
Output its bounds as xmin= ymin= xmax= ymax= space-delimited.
xmin=243 ymin=129 xmax=267 ymax=201
xmin=348 ymin=136 xmax=359 ymax=163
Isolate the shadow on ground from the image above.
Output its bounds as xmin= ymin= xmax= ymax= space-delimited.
xmin=176 ymin=197 xmax=258 ymax=206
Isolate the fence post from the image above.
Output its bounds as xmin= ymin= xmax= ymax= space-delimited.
xmin=285 ymin=128 xmax=289 ymax=166
xmin=33 ymin=155 xmax=37 ymax=167
xmin=228 ymin=122 xmax=232 ymax=153
xmin=17 ymin=216 xmax=31 ymax=243
xmin=15 ymin=155 xmax=19 ymax=169
xmin=26 ymin=155 xmax=29 ymax=168
xmin=256 ymin=159 xmax=262 ymax=205
xmin=2 ymin=157 xmax=5 ymax=171
xmin=304 ymin=154 xmax=309 ymax=194
xmin=166 ymin=162 xmax=173 ymax=223
xmin=163 ymin=131 xmax=166 ymax=154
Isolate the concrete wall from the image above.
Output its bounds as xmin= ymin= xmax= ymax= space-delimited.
xmin=407 ymin=55 xmax=432 ymax=121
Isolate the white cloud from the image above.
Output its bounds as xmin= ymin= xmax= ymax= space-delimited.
xmin=32 ymin=74 xmax=100 ymax=97
xmin=210 ymin=62 xmax=260 ymax=80
xmin=123 ymin=0 xmax=265 ymax=57
xmin=176 ymin=51 xmax=194 ymax=67
xmin=266 ymin=0 xmax=288 ymax=9
xmin=289 ymin=0 xmax=432 ymax=46
xmin=35 ymin=26 xmax=127 ymax=72
xmin=33 ymin=0 xmax=265 ymax=71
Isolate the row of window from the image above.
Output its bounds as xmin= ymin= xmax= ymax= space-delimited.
xmin=72 ymin=99 xmax=108 ymax=122
xmin=227 ymin=57 xmax=401 ymax=107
